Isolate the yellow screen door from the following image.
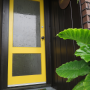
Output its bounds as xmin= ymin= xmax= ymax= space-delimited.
xmin=8 ymin=0 xmax=46 ymax=87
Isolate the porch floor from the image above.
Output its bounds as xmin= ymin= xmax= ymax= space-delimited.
xmin=25 ymin=87 xmax=56 ymax=90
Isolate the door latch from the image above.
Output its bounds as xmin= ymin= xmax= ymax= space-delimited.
xmin=41 ymin=36 xmax=45 ymax=39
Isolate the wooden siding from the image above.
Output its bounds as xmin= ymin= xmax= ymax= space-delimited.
xmin=50 ymin=0 xmax=84 ymax=90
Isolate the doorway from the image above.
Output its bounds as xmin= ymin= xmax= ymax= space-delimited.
xmin=8 ymin=0 xmax=46 ymax=87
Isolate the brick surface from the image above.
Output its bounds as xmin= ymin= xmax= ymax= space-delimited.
xmin=81 ymin=0 xmax=90 ymax=29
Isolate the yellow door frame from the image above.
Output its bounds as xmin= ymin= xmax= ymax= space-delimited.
xmin=8 ymin=0 xmax=46 ymax=86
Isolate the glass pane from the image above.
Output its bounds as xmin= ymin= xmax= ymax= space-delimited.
xmin=13 ymin=0 xmax=40 ymax=47
xmin=12 ymin=54 xmax=41 ymax=76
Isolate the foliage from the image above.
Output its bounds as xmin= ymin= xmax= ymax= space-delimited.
xmin=83 ymin=73 xmax=90 ymax=90
xmin=75 ymin=45 xmax=90 ymax=62
xmin=77 ymin=0 xmax=79 ymax=4
xmin=56 ymin=28 xmax=90 ymax=90
xmin=72 ymin=79 xmax=85 ymax=90
xmin=56 ymin=60 xmax=90 ymax=82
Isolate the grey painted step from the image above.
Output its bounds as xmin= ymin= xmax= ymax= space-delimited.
xmin=25 ymin=87 xmax=56 ymax=90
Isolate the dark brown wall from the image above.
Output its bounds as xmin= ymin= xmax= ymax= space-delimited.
xmin=50 ymin=0 xmax=84 ymax=90
xmin=0 ymin=0 xmax=84 ymax=90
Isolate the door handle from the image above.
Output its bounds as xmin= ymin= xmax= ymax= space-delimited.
xmin=41 ymin=36 xmax=45 ymax=39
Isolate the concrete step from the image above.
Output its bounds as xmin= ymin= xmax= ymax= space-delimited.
xmin=25 ymin=87 xmax=56 ymax=90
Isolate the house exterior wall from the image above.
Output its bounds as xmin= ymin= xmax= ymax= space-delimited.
xmin=0 ymin=0 xmax=85 ymax=90
xmin=81 ymin=0 xmax=90 ymax=29
xmin=50 ymin=0 xmax=84 ymax=90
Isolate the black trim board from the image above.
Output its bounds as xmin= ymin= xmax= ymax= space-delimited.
xmin=0 ymin=0 xmax=2 ymax=89
xmin=0 ymin=0 xmax=9 ymax=90
xmin=44 ymin=0 xmax=52 ymax=85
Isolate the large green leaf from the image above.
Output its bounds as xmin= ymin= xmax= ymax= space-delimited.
xmin=72 ymin=79 xmax=85 ymax=90
xmin=66 ymin=78 xmax=74 ymax=82
xmin=56 ymin=60 xmax=90 ymax=81
xmin=56 ymin=28 xmax=90 ymax=45
xmin=83 ymin=73 xmax=90 ymax=90
xmin=76 ymin=41 xmax=87 ymax=47
xmin=75 ymin=45 xmax=90 ymax=62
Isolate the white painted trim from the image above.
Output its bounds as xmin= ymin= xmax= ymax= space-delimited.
xmin=8 ymin=82 xmax=46 ymax=87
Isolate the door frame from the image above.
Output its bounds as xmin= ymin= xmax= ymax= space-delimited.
xmin=0 ymin=0 xmax=52 ymax=90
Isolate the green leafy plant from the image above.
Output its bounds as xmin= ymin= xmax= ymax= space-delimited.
xmin=56 ymin=28 xmax=90 ymax=90
xmin=77 ymin=0 xmax=79 ymax=4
